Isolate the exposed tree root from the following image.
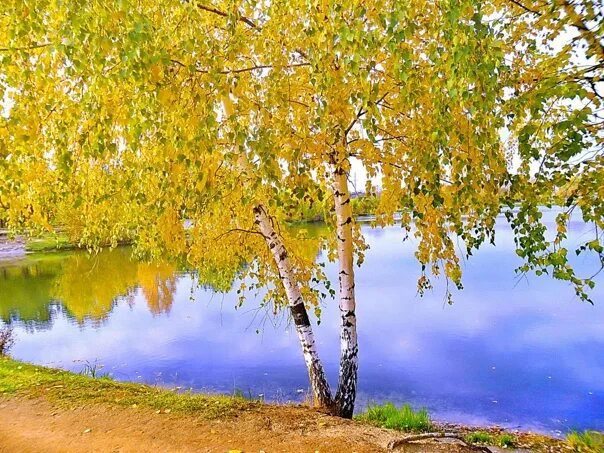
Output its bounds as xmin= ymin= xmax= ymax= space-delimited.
xmin=387 ymin=432 xmax=493 ymax=452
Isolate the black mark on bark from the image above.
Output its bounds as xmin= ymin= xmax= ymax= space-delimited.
xmin=291 ymin=302 xmax=311 ymax=327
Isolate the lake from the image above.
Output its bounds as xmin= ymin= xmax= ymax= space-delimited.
xmin=1 ymin=209 xmax=603 ymax=436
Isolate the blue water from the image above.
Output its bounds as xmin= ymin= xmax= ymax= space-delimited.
xmin=1 ymin=209 xmax=603 ymax=436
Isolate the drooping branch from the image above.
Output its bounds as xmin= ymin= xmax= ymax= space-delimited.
xmin=186 ymin=2 xmax=316 ymax=70
xmin=506 ymin=0 xmax=604 ymax=58
xmin=561 ymin=0 xmax=604 ymax=60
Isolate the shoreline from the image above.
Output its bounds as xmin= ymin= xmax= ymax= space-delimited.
xmin=4 ymin=357 xmax=576 ymax=439
xmin=0 ymin=357 xmax=578 ymax=452
xmin=0 ymin=233 xmax=25 ymax=259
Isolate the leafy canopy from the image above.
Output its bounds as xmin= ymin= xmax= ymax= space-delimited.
xmin=0 ymin=0 xmax=602 ymax=304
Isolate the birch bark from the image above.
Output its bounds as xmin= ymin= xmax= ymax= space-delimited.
xmin=333 ymin=168 xmax=359 ymax=418
xmin=253 ymin=204 xmax=333 ymax=409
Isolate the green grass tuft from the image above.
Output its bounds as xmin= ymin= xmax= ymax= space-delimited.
xmin=232 ymin=387 xmax=259 ymax=401
xmin=0 ymin=357 xmax=257 ymax=419
xmin=497 ymin=433 xmax=515 ymax=448
xmin=355 ymin=403 xmax=433 ymax=432
xmin=25 ymin=234 xmax=73 ymax=252
xmin=567 ymin=431 xmax=604 ymax=452
xmin=465 ymin=431 xmax=495 ymax=444
xmin=465 ymin=431 xmax=516 ymax=448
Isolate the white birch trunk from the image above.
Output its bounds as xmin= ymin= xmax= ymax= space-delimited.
xmin=253 ymin=204 xmax=333 ymax=409
xmin=333 ymin=168 xmax=359 ymax=418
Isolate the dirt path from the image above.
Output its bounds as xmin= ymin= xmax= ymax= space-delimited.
xmin=0 ymin=397 xmax=476 ymax=453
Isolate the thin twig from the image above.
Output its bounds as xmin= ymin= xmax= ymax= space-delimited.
xmin=0 ymin=42 xmax=51 ymax=52
xmin=170 ymin=59 xmax=310 ymax=74
xmin=191 ymin=2 xmax=258 ymax=29
xmin=213 ymin=228 xmax=267 ymax=241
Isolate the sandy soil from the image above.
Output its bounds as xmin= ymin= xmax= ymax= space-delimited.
xmin=0 ymin=397 xmax=477 ymax=453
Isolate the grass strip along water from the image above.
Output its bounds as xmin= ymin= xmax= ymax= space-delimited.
xmin=1 ymin=357 xmax=601 ymax=452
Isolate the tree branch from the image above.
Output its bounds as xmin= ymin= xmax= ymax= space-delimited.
xmin=561 ymin=0 xmax=604 ymax=59
xmin=213 ymin=228 xmax=267 ymax=241
xmin=506 ymin=0 xmax=542 ymax=15
xmin=0 ymin=43 xmax=51 ymax=52
xmin=343 ymin=106 xmax=367 ymax=138
xmin=190 ymin=2 xmax=259 ymax=29
xmin=343 ymin=92 xmax=390 ymax=139
xmin=170 ymin=59 xmax=309 ymax=74
xmin=288 ymin=98 xmax=310 ymax=108
xmin=506 ymin=0 xmax=604 ymax=58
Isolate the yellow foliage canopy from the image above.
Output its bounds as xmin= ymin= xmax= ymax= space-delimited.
xmin=0 ymin=0 xmax=601 ymax=302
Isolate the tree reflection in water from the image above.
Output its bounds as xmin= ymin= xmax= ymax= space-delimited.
xmin=0 ymin=249 xmax=180 ymax=326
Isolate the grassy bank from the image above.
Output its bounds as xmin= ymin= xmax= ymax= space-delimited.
xmin=24 ymin=233 xmax=133 ymax=253
xmin=25 ymin=233 xmax=74 ymax=253
xmin=355 ymin=402 xmax=602 ymax=452
xmin=0 ymin=357 xmax=256 ymax=419
xmin=0 ymin=357 xmax=600 ymax=452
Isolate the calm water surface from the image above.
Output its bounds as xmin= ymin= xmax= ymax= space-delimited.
xmin=1 ymin=210 xmax=603 ymax=435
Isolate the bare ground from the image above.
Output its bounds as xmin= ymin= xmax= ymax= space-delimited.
xmin=0 ymin=397 xmax=481 ymax=453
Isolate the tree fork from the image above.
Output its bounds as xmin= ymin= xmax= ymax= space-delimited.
xmin=253 ymin=204 xmax=334 ymax=410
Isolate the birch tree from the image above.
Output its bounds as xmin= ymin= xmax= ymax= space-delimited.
xmin=1 ymin=0 xmax=602 ymax=417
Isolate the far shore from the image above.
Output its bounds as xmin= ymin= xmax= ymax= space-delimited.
xmin=0 ymin=238 xmax=25 ymax=259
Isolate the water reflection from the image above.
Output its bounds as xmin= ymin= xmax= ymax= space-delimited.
xmin=0 ymin=250 xmax=178 ymax=326
xmin=0 ymin=211 xmax=603 ymax=435
xmin=139 ymin=263 xmax=177 ymax=316
xmin=54 ymin=250 xmax=137 ymax=323
xmin=0 ymin=260 xmax=58 ymax=329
